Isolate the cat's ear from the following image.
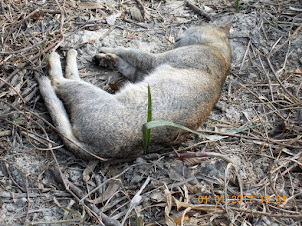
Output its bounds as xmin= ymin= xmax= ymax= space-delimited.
xmin=219 ymin=16 xmax=233 ymax=33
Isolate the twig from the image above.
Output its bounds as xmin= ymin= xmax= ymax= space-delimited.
xmin=121 ymin=176 xmax=150 ymax=225
xmin=4 ymin=163 xmax=25 ymax=192
xmin=239 ymin=39 xmax=251 ymax=74
xmin=122 ymin=17 xmax=149 ymax=29
xmin=237 ymin=80 xmax=286 ymax=120
xmin=3 ymin=9 xmax=39 ymax=45
xmin=79 ymin=167 xmax=130 ymax=204
xmin=224 ymin=163 xmax=244 ymax=213
xmin=0 ymin=40 xmax=45 ymax=55
xmin=23 ymin=173 xmax=31 ymax=226
xmin=270 ymin=23 xmax=302 ymax=56
xmin=51 ymin=167 xmax=121 ymax=225
xmin=229 ymin=207 xmax=302 ymax=219
xmin=0 ymin=41 xmax=57 ymax=89
xmin=185 ymin=0 xmax=211 ymax=21
xmin=170 ymin=151 xmax=233 ymax=163
xmin=258 ymin=53 xmax=275 ymax=102
xmin=181 ymin=207 xmax=191 ymax=226
xmin=265 ymin=56 xmax=300 ymax=103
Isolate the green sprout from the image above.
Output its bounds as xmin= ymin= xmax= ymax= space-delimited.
xmin=142 ymin=84 xmax=152 ymax=154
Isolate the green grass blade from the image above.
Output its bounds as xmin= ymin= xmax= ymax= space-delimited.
xmin=147 ymin=85 xmax=152 ymax=122
xmin=142 ymin=120 xmax=259 ymax=142
xmin=236 ymin=0 xmax=240 ymax=13
xmin=143 ymin=85 xmax=152 ymax=153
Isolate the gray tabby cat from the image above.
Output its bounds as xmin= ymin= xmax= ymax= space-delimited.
xmin=36 ymin=19 xmax=232 ymax=160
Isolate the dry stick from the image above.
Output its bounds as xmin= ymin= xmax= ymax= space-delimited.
xmin=122 ymin=18 xmax=149 ymax=29
xmin=281 ymin=192 xmax=302 ymax=208
xmin=181 ymin=207 xmax=191 ymax=226
xmin=79 ymin=167 xmax=131 ymax=204
xmin=121 ymin=176 xmax=150 ymax=225
xmin=170 ymin=151 xmax=233 ymax=163
xmin=185 ymin=0 xmax=211 ymax=21
xmin=0 ymin=40 xmax=45 ymax=54
xmin=55 ymin=0 xmax=65 ymax=34
xmin=3 ymin=8 xmax=39 ymax=45
xmin=0 ymin=130 xmax=11 ymax=137
xmin=54 ymin=0 xmax=66 ymax=51
xmin=23 ymin=131 xmax=61 ymax=149
xmin=270 ymin=23 xmax=302 ymax=56
xmin=186 ymin=128 xmax=302 ymax=149
xmin=51 ymin=167 xmax=121 ymax=226
xmin=258 ymin=53 xmax=275 ymax=102
xmin=30 ymin=219 xmax=85 ymax=225
xmin=0 ymin=41 xmax=57 ymax=89
xmin=224 ymin=163 xmax=244 ymax=208
xmin=280 ymin=38 xmax=292 ymax=72
xmin=229 ymin=207 xmax=302 ymax=219
xmin=23 ymin=173 xmax=30 ymax=226
xmin=4 ymin=163 xmax=25 ymax=192
xmin=82 ymin=205 xmax=105 ymax=226
xmin=232 ymin=72 xmax=286 ymax=120
xmin=4 ymin=119 xmax=58 ymax=147
xmin=1 ymin=100 xmax=59 ymax=146
xmin=237 ymin=81 xmax=286 ymax=120
xmin=265 ymin=56 xmax=300 ymax=104
xmin=223 ymin=164 xmax=231 ymax=215
xmin=239 ymin=39 xmax=251 ymax=74
xmin=171 ymin=151 xmax=244 ymax=205
xmin=95 ymin=174 xmax=104 ymax=196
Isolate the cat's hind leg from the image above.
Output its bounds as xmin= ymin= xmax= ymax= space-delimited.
xmin=35 ymin=51 xmax=92 ymax=158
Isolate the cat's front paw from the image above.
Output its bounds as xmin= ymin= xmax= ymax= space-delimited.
xmin=93 ymin=53 xmax=119 ymax=68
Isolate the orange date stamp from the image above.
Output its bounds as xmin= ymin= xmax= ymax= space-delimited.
xmin=197 ymin=195 xmax=286 ymax=204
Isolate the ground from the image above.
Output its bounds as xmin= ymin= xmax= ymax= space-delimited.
xmin=0 ymin=0 xmax=301 ymax=225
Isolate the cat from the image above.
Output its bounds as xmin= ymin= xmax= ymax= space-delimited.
xmin=35 ymin=18 xmax=232 ymax=160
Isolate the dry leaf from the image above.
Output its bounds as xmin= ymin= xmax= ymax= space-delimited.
xmin=150 ymin=191 xmax=165 ymax=202
xmin=126 ymin=32 xmax=136 ymax=39
xmin=294 ymin=68 xmax=302 ymax=76
xmin=92 ymin=179 xmax=120 ymax=204
xmin=174 ymin=215 xmax=189 ymax=224
xmin=164 ymin=185 xmax=176 ymax=226
xmin=106 ymin=13 xmax=121 ymax=25
xmin=82 ymin=160 xmax=99 ymax=183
